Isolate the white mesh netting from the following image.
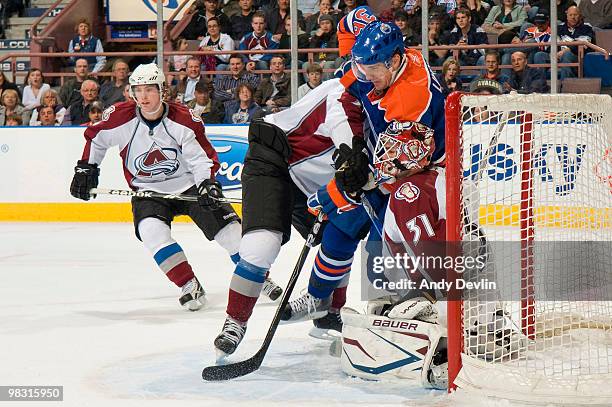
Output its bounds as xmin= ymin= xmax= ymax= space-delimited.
xmin=449 ymin=93 xmax=612 ymax=405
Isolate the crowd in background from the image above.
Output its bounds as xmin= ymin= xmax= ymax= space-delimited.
xmin=0 ymin=0 xmax=609 ymax=126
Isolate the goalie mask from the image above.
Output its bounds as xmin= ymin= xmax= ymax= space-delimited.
xmin=373 ymin=120 xmax=435 ymax=183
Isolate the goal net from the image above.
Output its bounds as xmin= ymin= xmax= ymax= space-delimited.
xmin=445 ymin=92 xmax=612 ymax=405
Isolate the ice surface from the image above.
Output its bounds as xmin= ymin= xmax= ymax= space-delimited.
xmin=0 ymin=222 xmax=532 ymax=407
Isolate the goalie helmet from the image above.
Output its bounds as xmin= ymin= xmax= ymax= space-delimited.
xmin=373 ymin=120 xmax=435 ymax=183
xmin=128 ymin=63 xmax=166 ymax=99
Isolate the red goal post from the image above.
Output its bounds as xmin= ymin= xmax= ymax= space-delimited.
xmin=444 ymin=91 xmax=612 ymax=404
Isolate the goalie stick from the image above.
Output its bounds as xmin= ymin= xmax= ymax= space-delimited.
xmin=89 ymin=188 xmax=242 ymax=204
xmin=201 ymin=210 xmax=326 ymax=381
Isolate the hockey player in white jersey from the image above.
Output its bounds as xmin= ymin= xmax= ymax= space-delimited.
xmin=69 ymin=63 xmax=281 ymax=311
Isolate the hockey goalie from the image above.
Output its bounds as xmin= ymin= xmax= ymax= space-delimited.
xmin=335 ymin=120 xmax=450 ymax=389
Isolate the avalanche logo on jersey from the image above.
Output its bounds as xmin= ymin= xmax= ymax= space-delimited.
xmin=395 ymin=181 xmax=420 ymax=203
xmin=135 ymin=143 xmax=180 ymax=177
xmin=101 ymin=105 xmax=115 ymax=122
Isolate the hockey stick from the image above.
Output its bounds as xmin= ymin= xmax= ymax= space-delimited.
xmin=201 ymin=210 xmax=326 ymax=381
xmin=89 ymin=188 xmax=242 ymax=204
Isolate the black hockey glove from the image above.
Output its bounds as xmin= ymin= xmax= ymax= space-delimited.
xmin=333 ymin=136 xmax=371 ymax=194
xmin=70 ymin=160 xmax=99 ymax=201
xmin=197 ymin=179 xmax=224 ymax=211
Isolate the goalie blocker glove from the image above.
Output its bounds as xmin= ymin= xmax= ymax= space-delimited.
xmin=70 ymin=160 xmax=100 ymax=201
xmin=197 ymin=179 xmax=224 ymax=211
xmin=333 ymin=136 xmax=371 ymax=193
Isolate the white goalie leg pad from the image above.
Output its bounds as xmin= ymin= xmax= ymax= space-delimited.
xmin=339 ymin=307 xmax=447 ymax=389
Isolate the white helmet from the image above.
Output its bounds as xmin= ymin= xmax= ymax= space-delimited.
xmin=128 ymin=63 xmax=165 ymax=99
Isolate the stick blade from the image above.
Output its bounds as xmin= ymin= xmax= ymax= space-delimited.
xmin=202 ymin=354 xmax=263 ymax=381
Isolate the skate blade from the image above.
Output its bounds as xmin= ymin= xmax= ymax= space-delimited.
xmin=215 ymin=348 xmax=230 ymax=365
xmin=309 ymin=326 xmax=341 ymax=341
xmin=280 ymin=310 xmax=329 ymax=325
xmin=182 ymin=297 xmax=206 ymax=312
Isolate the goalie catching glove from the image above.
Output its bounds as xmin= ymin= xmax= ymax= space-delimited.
xmin=197 ymin=179 xmax=224 ymax=211
xmin=70 ymin=160 xmax=99 ymax=201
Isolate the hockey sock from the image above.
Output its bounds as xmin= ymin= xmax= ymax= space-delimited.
xmin=138 ymin=217 xmax=195 ymax=287
xmin=227 ymin=259 xmax=267 ymax=323
xmin=153 ymin=242 xmax=195 ymax=287
xmin=307 ymin=223 xmax=358 ymax=299
xmin=330 ymin=274 xmax=350 ymax=313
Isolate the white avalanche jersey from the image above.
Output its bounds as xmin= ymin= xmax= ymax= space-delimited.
xmin=264 ymin=78 xmax=365 ymax=196
xmin=80 ymin=101 xmax=219 ymax=194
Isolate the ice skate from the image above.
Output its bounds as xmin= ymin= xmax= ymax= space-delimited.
xmin=262 ymin=277 xmax=283 ymax=301
xmin=280 ymin=292 xmax=331 ymax=323
xmin=309 ymin=311 xmax=343 ymax=340
xmin=179 ymin=277 xmax=205 ymax=311
xmin=214 ymin=316 xmax=247 ymax=361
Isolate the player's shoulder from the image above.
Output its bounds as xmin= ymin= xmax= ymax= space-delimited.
xmin=90 ymin=101 xmax=137 ymax=130
xmin=166 ymin=102 xmax=205 ymax=131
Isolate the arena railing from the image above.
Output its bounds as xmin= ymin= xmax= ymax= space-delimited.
xmin=0 ymin=41 xmax=607 ymax=85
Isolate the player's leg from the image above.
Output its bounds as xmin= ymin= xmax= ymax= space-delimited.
xmin=132 ymin=197 xmax=204 ymax=311
xmin=214 ymin=119 xmax=294 ymax=357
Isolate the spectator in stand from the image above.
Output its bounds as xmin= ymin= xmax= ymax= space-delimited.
xmin=167 ymin=37 xmax=191 ymax=85
xmin=305 ymin=0 xmax=339 ymax=35
xmin=183 ymin=0 xmax=231 ymax=40
xmin=297 ymin=0 xmax=319 ymax=16
xmin=230 ymin=0 xmax=256 ymax=41
xmin=505 ymin=50 xmax=549 ymax=93
xmin=265 ymin=0 xmax=305 ymax=38
xmin=239 ymin=11 xmax=279 ymax=71
xmin=67 ymin=18 xmax=106 ymax=73
xmin=483 ymin=0 xmax=528 ymax=37
xmin=82 ymin=101 xmax=104 ymax=126
xmin=199 ymin=17 xmax=235 ymax=71
xmin=223 ymin=83 xmax=262 ymax=123
xmin=460 ymin=0 xmax=490 ymax=26
xmin=174 ymin=57 xmax=206 ymax=103
xmin=499 ymin=10 xmax=550 ymax=75
xmin=394 ymin=10 xmax=419 ymax=46
xmin=4 ymin=114 xmax=23 ymax=126
xmin=557 ymin=6 xmax=595 ymax=79
xmin=471 ymin=50 xmax=510 ymax=89
xmin=122 ymin=84 xmax=131 ymax=102
xmin=59 ymin=58 xmax=95 ymax=107
xmin=338 ymin=0 xmax=360 ymax=16
xmin=379 ymin=0 xmax=406 ymax=22
xmin=3 ymin=0 xmax=24 ymax=19
xmin=469 ymin=78 xmax=503 ymax=123
xmin=35 ymin=105 xmax=59 ymax=126
xmin=254 ymin=55 xmax=290 ymax=114
xmin=29 ymin=89 xmax=66 ymax=126
xmin=303 ymin=14 xmax=340 ymax=81
xmin=579 ymin=0 xmax=612 ymax=29
xmin=443 ymin=8 xmax=489 ymax=66
xmin=213 ymin=55 xmax=261 ymax=102
xmin=62 ymin=79 xmax=100 ymax=125
xmin=22 ymin=68 xmax=50 ymax=111
xmin=0 ymin=89 xmax=30 ymax=126
xmin=0 ymin=72 xmax=21 ymax=100
xmin=278 ymin=16 xmax=309 ymax=67
xmin=427 ymin=15 xmax=449 ymax=66
xmin=100 ymin=59 xmax=130 ymax=107
xmin=297 ymin=63 xmax=322 ymax=100
xmin=437 ymin=58 xmax=462 ymax=98
xmin=187 ymin=81 xmax=225 ymax=123
xmin=555 ymin=0 xmax=577 ymax=23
